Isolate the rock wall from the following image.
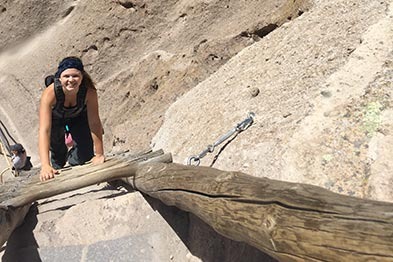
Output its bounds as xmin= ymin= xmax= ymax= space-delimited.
xmin=152 ymin=0 xmax=393 ymax=201
xmin=1 ymin=0 xmax=393 ymax=261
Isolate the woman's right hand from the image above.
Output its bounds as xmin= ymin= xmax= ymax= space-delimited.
xmin=40 ymin=164 xmax=59 ymax=181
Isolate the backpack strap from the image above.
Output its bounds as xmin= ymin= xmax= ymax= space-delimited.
xmin=52 ymin=79 xmax=65 ymax=119
xmin=44 ymin=75 xmax=55 ymax=87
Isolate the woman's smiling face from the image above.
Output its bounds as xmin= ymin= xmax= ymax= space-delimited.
xmin=60 ymin=68 xmax=83 ymax=94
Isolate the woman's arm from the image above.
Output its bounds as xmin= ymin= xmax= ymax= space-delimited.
xmin=86 ymin=88 xmax=105 ymax=164
xmin=39 ymin=85 xmax=59 ymax=180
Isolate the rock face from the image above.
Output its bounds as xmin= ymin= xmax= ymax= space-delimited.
xmin=2 ymin=186 xmax=194 ymax=261
xmin=153 ymin=0 xmax=393 ymax=202
xmin=0 ymin=0 xmax=311 ymax=163
xmin=1 ymin=0 xmax=393 ymax=260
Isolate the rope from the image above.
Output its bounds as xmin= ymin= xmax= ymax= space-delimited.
xmin=0 ymin=129 xmax=10 ymax=156
xmin=0 ymin=119 xmax=20 ymax=181
xmin=0 ymin=167 xmax=10 ymax=185
xmin=0 ymin=119 xmax=18 ymax=151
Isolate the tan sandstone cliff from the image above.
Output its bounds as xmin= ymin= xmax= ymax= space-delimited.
xmin=1 ymin=0 xmax=392 ymax=261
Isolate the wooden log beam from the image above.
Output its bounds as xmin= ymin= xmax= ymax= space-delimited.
xmin=0 ymin=150 xmax=172 ymax=248
xmin=1 ymin=150 xmax=171 ymax=208
xmin=129 ymin=162 xmax=393 ymax=262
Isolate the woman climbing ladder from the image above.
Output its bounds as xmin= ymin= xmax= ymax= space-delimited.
xmin=39 ymin=56 xmax=105 ymax=181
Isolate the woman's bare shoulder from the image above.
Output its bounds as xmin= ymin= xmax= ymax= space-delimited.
xmin=41 ymin=84 xmax=56 ymax=106
xmin=86 ymin=87 xmax=98 ymax=99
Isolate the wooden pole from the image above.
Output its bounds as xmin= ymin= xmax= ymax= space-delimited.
xmin=129 ymin=162 xmax=393 ymax=262
xmin=2 ymin=151 xmax=172 ymax=208
xmin=0 ymin=150 xmax=171 ymax=248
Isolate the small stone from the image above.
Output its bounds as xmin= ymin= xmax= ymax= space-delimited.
xmin=322 ymin=154 xmax=333 ymax=163
xmin=249 ymin=87 xmax=260 ymax=97
xmin=324 ymin=180 xmax=334 ymax=189
xmin=353 ymin=139 xmax=363 ymax=148
xmin=321 ymin=90 xmax=332 ymax=98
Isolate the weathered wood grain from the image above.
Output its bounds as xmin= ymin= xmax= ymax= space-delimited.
xmin=1 ymin=150 xmax=170 ymax=207
xmin=130 ymin=162 xmax=393 ymax=262
xmin=3 ymin=151 xmax=392 ymax=261
xmin=0 ymin=150 xmax=171 ymax=248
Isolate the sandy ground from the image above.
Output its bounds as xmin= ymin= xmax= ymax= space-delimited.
xmin=1 ymin=185 xmax=192 ymax=261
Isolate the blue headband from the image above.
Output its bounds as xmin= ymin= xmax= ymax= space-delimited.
xmin=55 ymin=57 xmax=84 ymax=78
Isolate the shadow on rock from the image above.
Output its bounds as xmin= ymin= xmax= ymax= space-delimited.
xmin=143 ymin=194 xmax=277 ymax=262
xmin=2 ymin=203 xmax=41 ymax=262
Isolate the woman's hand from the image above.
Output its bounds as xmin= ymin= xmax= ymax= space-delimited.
xmin=40 ymin=164 xmax=59 ymax=181
xmin=91 ymin=154 xmax=105 ymax=165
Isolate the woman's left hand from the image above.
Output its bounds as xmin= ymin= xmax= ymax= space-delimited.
xmin=91 ymin=154 xmax=105 ymax=165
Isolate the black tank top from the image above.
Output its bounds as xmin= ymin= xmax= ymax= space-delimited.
xmin=52 ymin=78 xmax=87 ymax=120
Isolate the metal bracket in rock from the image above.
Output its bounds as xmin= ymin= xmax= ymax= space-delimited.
xmin=187 ymin=112 xmax=255 ymax=166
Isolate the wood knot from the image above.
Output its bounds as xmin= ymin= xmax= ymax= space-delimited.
xmin=263 ymin=215 xmax=276 ymax=232
xmin=215 ymin=172 xmax=235 ymax=182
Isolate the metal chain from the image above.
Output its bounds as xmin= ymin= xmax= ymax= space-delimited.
xmin=187 ymin=112 xmax=255 ymax=166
